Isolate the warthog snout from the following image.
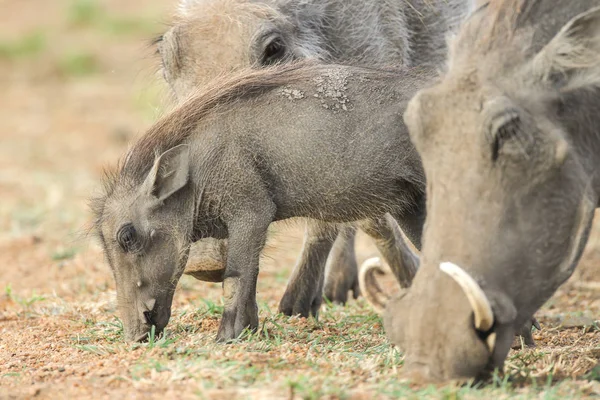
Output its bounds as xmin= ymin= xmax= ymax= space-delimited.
xmin=123 ymin=294 xmax=173 ymax=343
xmin=360 ymin=258 xmax=501 ymax=381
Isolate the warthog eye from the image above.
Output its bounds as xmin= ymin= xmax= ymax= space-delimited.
xmin=117 ymin=223 xmax=142 ymax=253
xmin=489 ymin=110 xmax=521 ymax=161
xmin=262 ymin=38 xmax=286 ymax=65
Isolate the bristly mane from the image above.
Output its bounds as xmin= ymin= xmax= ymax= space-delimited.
xmin=122 ymin=61 xmax=316 ymax=179
xmin=448 ymin=0 xmax=541 ymax=71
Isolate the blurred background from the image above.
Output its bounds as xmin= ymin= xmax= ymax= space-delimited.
xmin=0 ymin=0 xmax=172 ymax=295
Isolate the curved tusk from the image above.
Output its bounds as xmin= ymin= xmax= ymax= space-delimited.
xmin=439 ymin=262 xmax=494 ymax=331
xmin=358 ymin=257 xmax=395 ymax=314
xmin=486 ymin=332 xmax=496 ymax=352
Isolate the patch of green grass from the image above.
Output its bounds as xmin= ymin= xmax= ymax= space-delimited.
xmin=10 ymin=207 xmax=44 ymax=232
xmin=5 ymin=287 xmax=47 ymax=308
xmin=57 ymin=52 xmax=99 ymax=77
xmin=68 ymin=0 xmax=104 ymax=27
xmin=5 ymin=301 xmax=596 ymax=396
xmin=147 ymin=325 xmax=157 ymax=349
xmin=56 ymin=298 xmax=594 ymax=399
xmin=51 ymin=247 xmax=78 ymax=261
xmin=74 ymin=344 xmax=115 ymax=356
xmin=99 ymin=17 xmax=158 ymax=36
xmin=0 ymin=31 xmax=46 ymax=60
xmin=584 ymin=363 xmax=600 ymax=382
xmin=80 ymin=317 xmax=124 ymax=343
xmin=198 ymin=299 xmax=224 ymax=318
xmin=67 ymin=0 xmax=159 ymax=36
xmin=287 ymin=374 xmax=351 ymax=400
xmin=505 ymin=349 xmax=550 ymax=386
xmin=5 ymin=284 xmax=13 ymax=298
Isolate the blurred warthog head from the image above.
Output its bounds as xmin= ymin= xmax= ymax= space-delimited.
xmin=157 ymin=0 xmax=329 ymax=98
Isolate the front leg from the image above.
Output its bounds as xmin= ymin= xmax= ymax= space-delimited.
xmin=216 ymin=211 xmax=273 ymax=342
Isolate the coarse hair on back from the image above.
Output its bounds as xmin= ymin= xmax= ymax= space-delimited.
xmin=90 ymin=61 xmax=401 ymax=230
xmin=444 ymin=0 xmax=546 ymax=81
xmin=449 ymin=0 xmax=538 ymax=58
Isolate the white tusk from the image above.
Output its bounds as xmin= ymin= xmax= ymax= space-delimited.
xmin=144 ymin=298 xmax=156 ymax=312
xmin=486 ymin=332 xmax=496 ymax=352
xmin=439 ymin=262 xmax=494 ymax=331
xmin=358 ymin=257 xmax=394 ymax=314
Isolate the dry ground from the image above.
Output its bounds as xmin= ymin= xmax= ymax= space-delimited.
xmin=0 ymin=1 xmax=598 ymax=399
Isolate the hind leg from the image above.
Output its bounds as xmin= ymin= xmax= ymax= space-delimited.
xmin=278 ymin=221 xmax=338 ymax=318
xmin=323 ymin=226 xmax=360 ymax=304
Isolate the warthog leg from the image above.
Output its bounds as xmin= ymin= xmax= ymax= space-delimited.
xmin=323 ymin=226 xmax=360 ymax=304
xmin=216 ymin=209 xmax=273 ymax=342
xmin=279 ymin=221 xmax=338 ymax=318
xmin=513 ymin=317 xmax=542 ymax=349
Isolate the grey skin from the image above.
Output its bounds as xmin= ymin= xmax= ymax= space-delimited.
xmin=158 ymin=0 xmax=473 ymax=310
xmin=360 ymin=0 xmax=600 ymax=382
xmin=93 ymin=64 xmax=430 ymax=343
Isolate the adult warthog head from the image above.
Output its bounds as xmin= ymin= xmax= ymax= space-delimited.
xmin=361 ymin=1 xmax=600 ymax=382
xmin=157 ymin=0 xmax=328 ymax=99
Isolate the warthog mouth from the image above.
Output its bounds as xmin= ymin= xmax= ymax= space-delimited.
xmin=132 ymin=326 xmax=164 ymax=343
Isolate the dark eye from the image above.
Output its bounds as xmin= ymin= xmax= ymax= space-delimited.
xmin=261 ymin=38 xmax=286 ymax=65
xmin=489 ymin=111 xmax=521 ymax=162
xmin=151 ymin=34 xmax=164 ymax=55
xmin=117 ymin=223 xmax=141 ymax=253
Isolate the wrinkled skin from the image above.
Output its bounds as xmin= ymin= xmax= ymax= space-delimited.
xmin=157 ymin=0 xmax=471 ymax=310
xmin=376 ymin=0 xmax=600 ymax=382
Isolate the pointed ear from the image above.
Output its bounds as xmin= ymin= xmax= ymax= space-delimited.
xmin=529 ymin=6 xmax=600 ymax=85
xmin=142 ymin=144 xmax=190 ymax=201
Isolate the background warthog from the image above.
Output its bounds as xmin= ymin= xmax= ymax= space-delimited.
xmin=92 ymin=63 xmax=432 ymax=342
xmin=157 ymin=0 xmax=472 ymax=310
xmin=360 ymin=0 xmax=600 ymax=383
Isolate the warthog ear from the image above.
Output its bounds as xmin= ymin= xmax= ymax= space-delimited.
xmin=142 ymin=144 xmax=190 ymax=202
xmin=529 ymin=6 xmax=600 ymax=85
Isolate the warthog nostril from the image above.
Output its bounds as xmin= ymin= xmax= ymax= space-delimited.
xmin=142 ymin=299 xmax=157 ymax=325
xmin=143 ymin=310 xmax=156 ymax=326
